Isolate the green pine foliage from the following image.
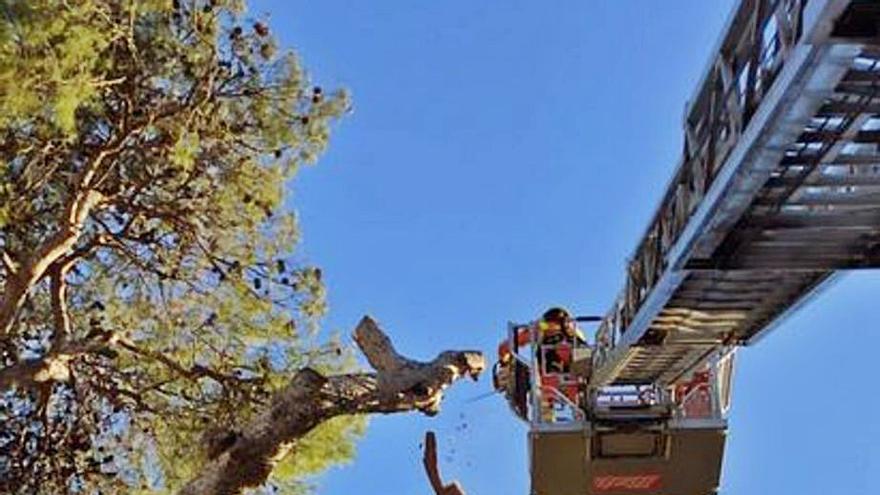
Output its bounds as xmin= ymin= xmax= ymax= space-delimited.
xmin=0 ymin=1 xmax=362 ymax=493
xmin=269 ymin=416 xmax=369 ymax=494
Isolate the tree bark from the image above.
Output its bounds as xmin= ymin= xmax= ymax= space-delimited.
xmin=178 ymin=316 xmax=484 ymax=495
xmin=0 ymin=332 xmax=116 ymax=390
xmin=0 ymin=154 xmax=108 ymax=335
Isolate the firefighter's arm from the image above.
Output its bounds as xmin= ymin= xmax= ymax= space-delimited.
xmin=497 ymin=326 xmax=532 ymax=364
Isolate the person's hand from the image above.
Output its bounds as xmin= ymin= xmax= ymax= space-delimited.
xmin=492 ymin=361 xmax=511 ymax=391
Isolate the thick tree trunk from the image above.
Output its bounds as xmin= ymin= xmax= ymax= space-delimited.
xmin=178 ymin=316 xmax=484 ymax=495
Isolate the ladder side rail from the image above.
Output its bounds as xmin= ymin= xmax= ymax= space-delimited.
xmin=592 ymin=0 xmax=860 ymax=387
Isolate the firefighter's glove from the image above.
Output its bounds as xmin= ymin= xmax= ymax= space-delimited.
xmin=492 ymin=361 xmax=511 ymax=392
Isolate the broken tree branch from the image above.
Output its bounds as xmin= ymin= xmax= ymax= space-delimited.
xmin=423 ymin=431 xmax=467 ymax=495
xmin=178 ymin=316 xmax=484 ymax=495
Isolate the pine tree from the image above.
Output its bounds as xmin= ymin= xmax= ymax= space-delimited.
xmin=1 ymin=3 xmax=483 ymax=494
xmin=0 ymin=1 xmax=357 ymax=492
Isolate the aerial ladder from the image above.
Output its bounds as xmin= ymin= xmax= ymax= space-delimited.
xmin=494 ymin=1 xmax=880 ymax=494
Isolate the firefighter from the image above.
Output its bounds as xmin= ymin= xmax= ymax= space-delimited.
xmin=497 ymin=307 xmax=586 ymax=369
xmin=494 ymin=307 xmax=587 ymax=421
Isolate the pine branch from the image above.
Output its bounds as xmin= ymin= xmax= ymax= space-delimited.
xmin=0 ymin=333 xmax=116 ymax=390
xmin=178 ymin=316 xmax=484 ymax=495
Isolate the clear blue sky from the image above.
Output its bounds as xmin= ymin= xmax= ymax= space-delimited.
xmin=258 ymin=1 xmax=880 ymax=494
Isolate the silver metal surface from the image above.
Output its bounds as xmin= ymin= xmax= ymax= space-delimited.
xmin=592 ymin=0 xmax=877 ymax=387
